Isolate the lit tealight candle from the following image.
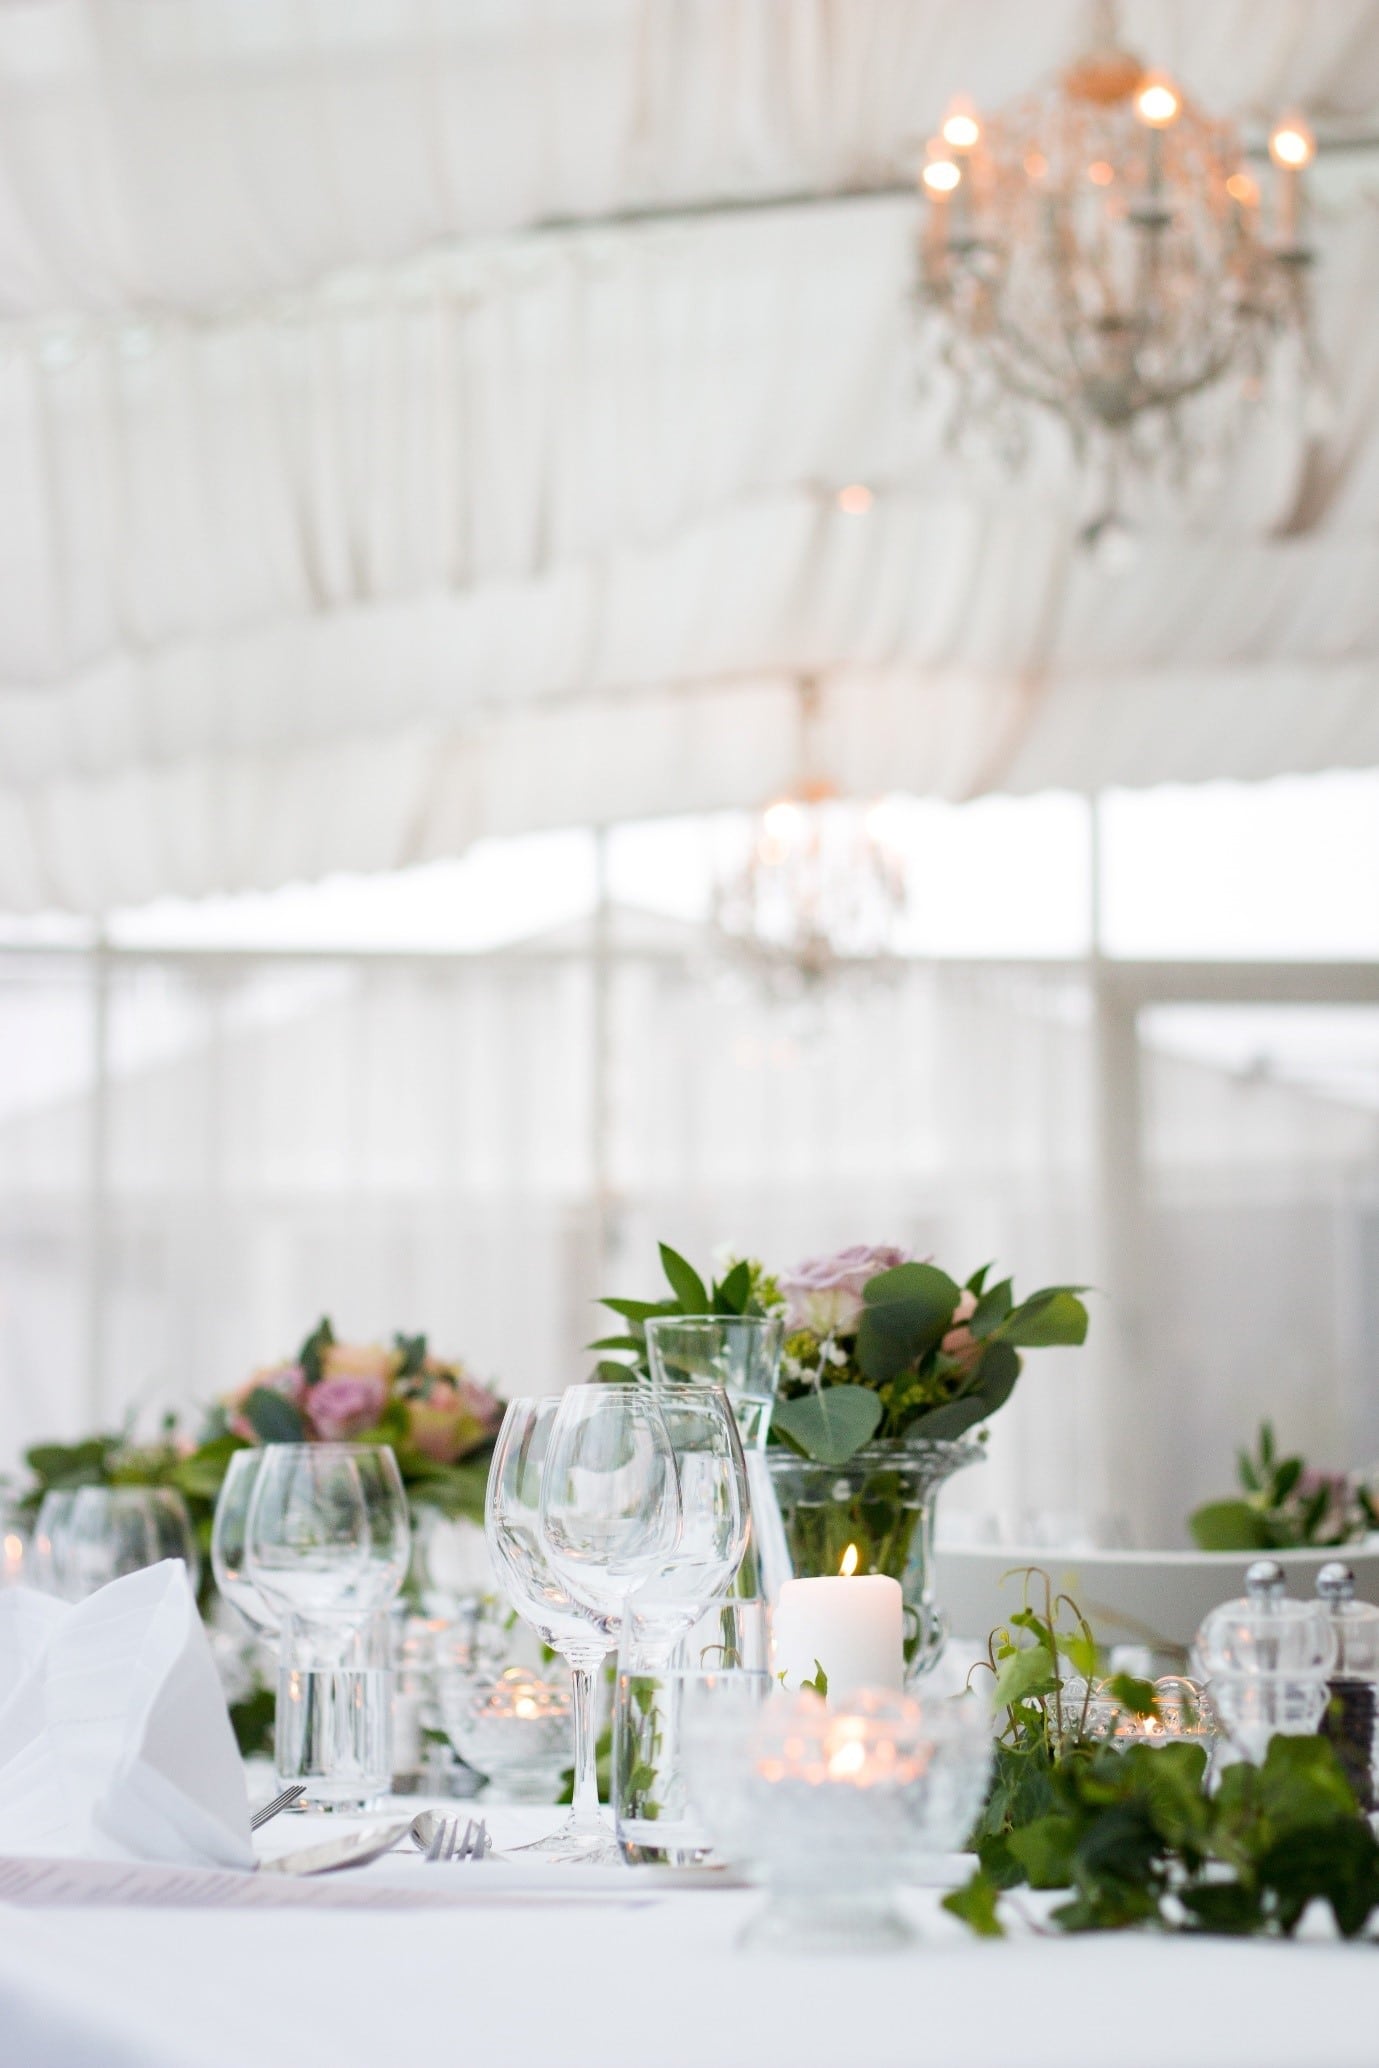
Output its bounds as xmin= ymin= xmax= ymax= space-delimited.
xmin=773 ymin=1544 xmax=905 ymax=1699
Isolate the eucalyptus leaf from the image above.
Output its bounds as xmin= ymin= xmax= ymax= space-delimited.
xmin=241 ymin=1386 xmax=306 ymax=1444
xmin=997 ymin=1288 xmax=1089 ymax=1349
xmin=771 ymin=1386 xmax=882 ymax=1467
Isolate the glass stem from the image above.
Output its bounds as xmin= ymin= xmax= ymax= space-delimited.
xmin=566 ymin=1658 xmax=603 ymax=1830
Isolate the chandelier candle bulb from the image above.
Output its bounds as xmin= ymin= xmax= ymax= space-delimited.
xmin=1269 ymin=114 xmax=1315 ymax=247
xmin=773 ymin=1551 xmax=904 ymax=1699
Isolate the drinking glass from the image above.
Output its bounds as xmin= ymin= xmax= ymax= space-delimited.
xmin=615 ymin=1599 xmax=771 ymax=1866
xmin=645 ymin=1316 xmax=781 ymax=1596
xmin=62 ymin=1486 xmax=200 ymax=1599
xmin=211 ymin=1449 xmax=279 ymax=1633
xmin=539 ymin=1385 xmax=680 ymax=1622
xmin=485 ymin=1397 xmax=618 ymax=1862
xmin=275 ymin=1611 xmax=393 ymax=1811
xmin=623 ymin=1382 xmax=749 ymax=1664
xmin=245 ymin=1443 xmax=410 ymax=1625
xmin=643 ymin=1316 xmax=783 ymax=1451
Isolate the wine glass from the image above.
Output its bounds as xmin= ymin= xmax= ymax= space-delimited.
xmin=245 ymin=1443 xmax=410 ymax=1626
xmin=485 ymin=1398 xmax=619 ymax=1863
xmin=625 ymin=1382 xmax=750 ymax=1663
xmin=539 ymin=1385 xmax=680 ymax=1624
xmin=211 ymin=1449 xmax=280 ymax=1633
xmin=63 ymin=1487 xmax=200 ymax=1599
xmin=30 ymin=1489 xmax=79 ymax=1597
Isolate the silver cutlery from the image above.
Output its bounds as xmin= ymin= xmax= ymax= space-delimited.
xmin=249 ymin=1783 xmax=306 ymax=1830
xmin=259 ymin=1821 xmax=413 ymax=1877
xmin=413 ymin=1811 xmax=491 ymax=1862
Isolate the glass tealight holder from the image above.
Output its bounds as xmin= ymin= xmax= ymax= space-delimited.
xmin=440 ymin=1666 xmax=572 ymax=1802
xmin=730 ymin=1688 xmax=993 ymax=1953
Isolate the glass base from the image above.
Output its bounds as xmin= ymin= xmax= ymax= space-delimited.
xmin=740 ymin=1888 xmax=914 ymax=1954
xmin=509 ymin=1813 xmax=625 ymax=1866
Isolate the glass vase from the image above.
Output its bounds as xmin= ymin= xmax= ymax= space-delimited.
xmin=758 ymin=1437 xmax=983 ymax=1680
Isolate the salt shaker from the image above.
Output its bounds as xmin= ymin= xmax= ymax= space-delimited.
xmin=1316 ymin=1563 xmax=1379 ymax=1812
xmin=1193 ymin=1559 xmax=1336 ymax=1764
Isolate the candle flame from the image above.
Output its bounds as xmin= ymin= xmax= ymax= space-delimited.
xmin=839 ymin=1543 xmax=859 ymax=1577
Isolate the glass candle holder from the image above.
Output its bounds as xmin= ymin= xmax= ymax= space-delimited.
xmin=732 ymin=1688 xmax=992 ymax=1953
xmin=440 ymin=1666 xmax=572 ymax=1802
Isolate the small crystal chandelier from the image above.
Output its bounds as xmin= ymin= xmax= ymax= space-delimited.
xmin=915 ymin=0 xmax=1318 ymax=542
xmin=711 ymin=680 xmax=909 ymax=985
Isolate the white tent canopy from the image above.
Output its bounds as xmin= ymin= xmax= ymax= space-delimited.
xmin=1 ymin=0 xmax=1378 ymax=911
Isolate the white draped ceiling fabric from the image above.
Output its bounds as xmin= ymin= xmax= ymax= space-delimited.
xmin=0 ymin=1 xmax=1377 ymax=908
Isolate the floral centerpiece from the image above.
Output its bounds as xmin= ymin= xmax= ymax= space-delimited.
xmin=597 ymin=1242 xmax=1088 ymax=1677
xmin=213 ymin=1316 xmax=505 ymax=1521
xmin=1189 ymin=1420 xmax=1379 ymax=1552
xmin=16 ymin=1318 xmax=506 ymax=1748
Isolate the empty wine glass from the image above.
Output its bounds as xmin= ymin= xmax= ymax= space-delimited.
xmin=485 ymin=1398 xmax=618 ymax=1863
xmin=624 ymin=1382 xmax=749 ymax=1664
xmin=63 ymin=1486 xmax=200 ymax=1599
xmin=245 ymin=1443 xmax=410 ymax=1626
xmin=30 ymin=1489 xmax=79 ymax=1597
xmin=539 ymin=1385 xmax=680 ymax=1623
xmin=211 ymin=1449 xmax=280 ymax=1633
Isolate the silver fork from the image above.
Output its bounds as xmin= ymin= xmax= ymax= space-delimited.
xmin=250 ymin=1783 xmax=306 ymax=1831
xmin=424 ymin=1815 xmax=490 ymax=1863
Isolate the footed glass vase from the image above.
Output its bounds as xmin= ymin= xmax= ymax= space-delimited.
xmin=757 ymin=1437 xmax=983 ymax=1680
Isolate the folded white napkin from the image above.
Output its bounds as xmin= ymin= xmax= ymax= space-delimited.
xmin=0 ymin=1560 xmax=253 ymax=1868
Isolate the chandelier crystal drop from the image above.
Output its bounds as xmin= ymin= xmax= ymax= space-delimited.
xmin=915 ymin=1 xmax=1318 ymax=538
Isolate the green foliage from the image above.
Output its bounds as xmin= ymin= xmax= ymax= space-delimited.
xmin=800 ymin=1660 xmax=829 ymax=1699
xmin=947 ymin=1570 xmax=1379 ymax=1943
xmin=228 ymin=1686 xmax=276 ymax=1758
xmin=1189 ymin=1420 xmax=1379 ymax=1551
xmin=771 ymin=1386 xmax=882 ymax=1466
xmin=597 ymin=1242 xmax=1089 ymax=1468
xmin=591 ymin=1244 xmax=778 ymax=1382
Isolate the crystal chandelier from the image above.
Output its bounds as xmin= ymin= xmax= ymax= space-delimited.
xmin=711 ymin=681 xmax=909 ymax=985
xmin=916 ymin=1 xmax=1318 ymax=540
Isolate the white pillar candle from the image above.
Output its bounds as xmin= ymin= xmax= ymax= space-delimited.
xmin=773 ymin=1566 xmax=905 ymax=1700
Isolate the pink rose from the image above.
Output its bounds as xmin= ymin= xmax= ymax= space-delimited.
xmin=940 ymin=1288 xmax=982 ymax=1371
xmin=305 ymin=1372 xmax=388 ymax=1441
xmin=406 ymin=1374 xmax=504 ymax=1464
xmin=779 ymin=1245 xmax=910 ymax=1336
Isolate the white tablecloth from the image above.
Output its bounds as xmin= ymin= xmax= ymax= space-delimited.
xmin=2 ymin=1803 xmax=1377 ymax=2068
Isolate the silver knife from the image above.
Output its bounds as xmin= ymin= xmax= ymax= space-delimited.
xmin=259 ymin=1821 xmax=413 ymax=1877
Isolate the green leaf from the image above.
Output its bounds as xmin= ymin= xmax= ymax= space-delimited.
xmin=770 ymin=1386 xmax=883 ymax=1467
xmin=587 ymin=1335 xmax=645 ymax=1353
xmin=1062 ymin=1631 xmax=1100 ymax=1681
xmin=970 ymin=1278 xmax=1013 ymax=1340
xmin=713 ymin=1259 xmax=752 ymax=1314
xmin=855 ymin=1264 xmax=962 ymax=1383
xmin=592 ymin=1359 xmax=639 ymax=1384
xmin=1009 ymin=1813 xmax=1079 ymax=1889
xmin=992 ymin=1643 xmax=1059 ymax=1710
xmin=800 ymin=1660 xmax=829 ymax=1698
xmin=942 ymin=1869 xmax=1006 ymax=1938
xmin=241 ymin=1387 xmax=306 ymax=1443
xmin=907 ymin=1339 xmax=1021 ymax=1440
xmin=1269 ymin=1457 xmax=1303 ymax=1506
xmin=659 ymin=1244 xmax=709 ymax=1315
xmin=600 ymin=1297 xmax=677 ymax=1324
xmin=1259 ymin=1420 xmax=1276 ymax=1467
xmin=1188 ymin=1499 xmax=1276 ymax=1552
xmin=297 ymin=1315 xmax=335 ymax=1386
xmin=965 ymin=1263 xmax=992 ymax=1298
xmin=997 ymin=1288 xmax=1089 ymax=1349
xmin=1105 ymin=1672 xmax=1158 ymax=1718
